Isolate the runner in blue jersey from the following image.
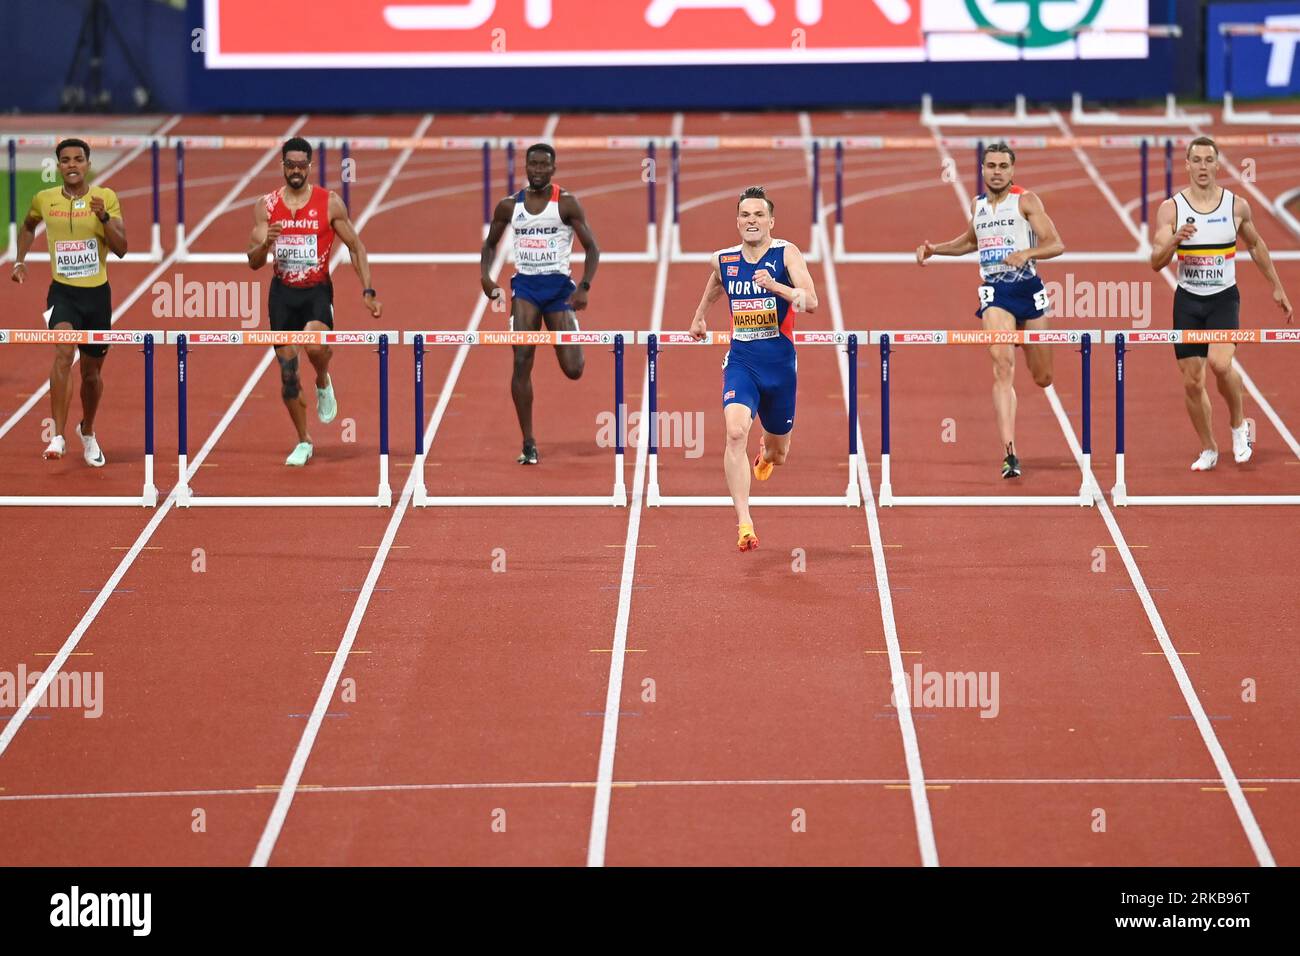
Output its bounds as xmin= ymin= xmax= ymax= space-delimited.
xmin=916 ymin=143 xmax=1065 ymax=479
xmin=688 ymin=186 xmax=819 ymax=552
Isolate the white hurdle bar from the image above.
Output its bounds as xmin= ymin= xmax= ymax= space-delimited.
xmin=0 ymin=329 xmax=160 ymax=507
xmin=642 ymin=330 xmax=863 ymax=507
xmin=169 ymin=329 xmax=396 ymax=507
xmin=407 ymin=329 xmax=631 ymax=507
xmin=874 ymin=330 xmax=1100 ymax=507
xmin=1067 ymin=26 xmax=1210 ymax=126
xmin=1109 ymin=329 xmax=1300 ymax=506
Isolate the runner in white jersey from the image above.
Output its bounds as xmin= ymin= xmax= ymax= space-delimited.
xmin=1150 ymin=136 xmax=1293 ymax=471
xmin=482 ymin=143 xmax=601 ymax=465
xmin=916 ymin=142 xmax=1065 ymax=479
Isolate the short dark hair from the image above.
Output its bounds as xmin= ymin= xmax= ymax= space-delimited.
xmin=1186 ymin=136 xmax=1218 ymax=160
xmin=737 ymin=185 xmax=773 ymax=214
xmin=55 ymin=138 xmax=90 ymax=161
xmin=282 ymin=137 xmax=313 ymax=161
xmin=983 ymin=142 xmax=1016 ymax=165
xmin=525 ymin=142 xmax=556 ymax=163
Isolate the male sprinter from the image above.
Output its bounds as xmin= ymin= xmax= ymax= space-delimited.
xmin=916 ymin=142 xmax=1064 ymax=479
xmin=11 ymin=137 xmax=126 ymax=466
xmin=688 ymin=186 xmax=818 ymax=552
xmin=1150 ymin=135 xmax=1293 ymax=470
xmin=481 ymin=143 xmax=600 ymax=465
xmin=248 ymin=137 xmax=381 ymax=466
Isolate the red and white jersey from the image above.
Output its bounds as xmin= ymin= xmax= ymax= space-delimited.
xmin=265 ymin=185 xmax=334 ymax=287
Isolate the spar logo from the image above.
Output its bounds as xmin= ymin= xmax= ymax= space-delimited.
xmin=964 ymin=0 xmax=1104 ymax=49
xmin=0 ymin=331 xmax=8 ymax=344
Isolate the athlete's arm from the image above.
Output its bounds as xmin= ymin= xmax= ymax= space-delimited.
xmin=329 ymin=191 xmax=381 ymax=317
xmin=754 ymin=244 xmax=818 ymax=313
xmin=917 ymin=204 xmax=977 ymax=263
xmin=89 ymin=191 xmax=127 ymax=258
xmin=1238 ymin=197 xmax=1294 ymax=323
xmin=480 ymin=196 xmax=515 ymax=300
xmin=9 ymin=206 xmax=41 ymax=284
xmin=247 ymin=199 xmax=282 ymax=270
xmin=1005 ymin=191 xmax=1063 ymax=270
xmin=560 ymin=192 xmax=599 ymax=312
xmin=1149 ymin=198 xmax=1193 ymax=272
xmin=689 ymin=264 xmax=725 ymax=340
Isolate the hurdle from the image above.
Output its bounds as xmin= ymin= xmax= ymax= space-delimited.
xmin=0 ymin=329 xmax=159 ymax=507
xmin=407 ymin=329 xmax=630 ymax=507
xmin=1220 ymin=24 xmax=1300 ymax=126
xmin=874 ymin=329 xmax=1099 ymax=507
xmin=169 ymin=330 xmax=396 ymax=507
xmin=669 ymin=137 xmax=823 ymax=263
xmin=1109 ymin=329 xmax=1300 ymax=506
xmin=1068 ymin=25 xmax=1210 ymax=126
xmin=5 ymin=136 xmax=164 ymax=263
xmin=642 ymin=330 xmax=862 ymax=507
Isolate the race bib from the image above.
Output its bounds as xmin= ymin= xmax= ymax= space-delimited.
xmin=978 ymin=235 xmax=1015 ymax=272
xmin=730 ymin=296 xmax=779 ymax=341
xmin=54 ymin=239 xmax=100 ymax=279
xmin=274 ymin=233 xmax=319 ymax=269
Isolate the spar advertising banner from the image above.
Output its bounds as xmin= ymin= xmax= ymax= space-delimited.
xmin=1207 ymin=2 xmax=1300 ymax=98
xmin=201 ymin=0 xmax=1150 ymax=68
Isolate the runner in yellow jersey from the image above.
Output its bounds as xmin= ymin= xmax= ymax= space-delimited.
xmin=11 ymin=138 xmax=127 ymax=466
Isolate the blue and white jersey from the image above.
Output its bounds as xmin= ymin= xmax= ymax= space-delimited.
xmin=717 ymin=239 xmax=795 ymax=365
xmin=974 ymin=186 xmax=1036 ymax=284
xmin=511 ymin=184 xmax=573 ymax=276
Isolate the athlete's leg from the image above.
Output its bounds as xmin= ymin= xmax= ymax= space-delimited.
xmin=1020 ymin=314 xmax=1055 ymax=388
xmin=48 ymin=334 xmax=77 ymax=437
xmin=982 ymin=306 xmax=1018 ymax=451
xmin=1177 ymin=354 xmax=1215 ymax=451
xmin=303 ymin=320 xmax=333 ymax=389
xmin=276 ymin=344 xmax=310 ymax=443
xmin=1207 ymin=343 xmax=1244 ymax=429
xmin=724 ymin=401 xmax=757 ymax=529
xmin=511 ymin=298 xmax=545 ymax=443
xmin=78 ymin=350 xmax=107 ymax=434
xmin=542 ymin=309 xmax=585 ymax=380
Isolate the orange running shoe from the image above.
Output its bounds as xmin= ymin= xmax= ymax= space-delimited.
xmin=737 ymin=523 xmax=759 ymax=552
xmin=752 ymin=447 xmax=774 ymax=481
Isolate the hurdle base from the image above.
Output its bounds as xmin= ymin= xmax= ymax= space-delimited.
xmin=648 ymin=494 xmax=859 ymax=507
xmin=1069 ymin=91 xmax=1211 ymax=126
xmin=178 ymin=494 xmax=393 ymax=507
xmin=880 ymin=495 xmax=1094 ymax=507
xmin=1110 ymin=494 xmax=1300 ymax=506
xmin=416 ymin=495 xmax=627 ymax=507
xmin=1223 ymin=92 xmax=1300 ymax=126
xmin=0 ymin=495 xmax=158 ymax=507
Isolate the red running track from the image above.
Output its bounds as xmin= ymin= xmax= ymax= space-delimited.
xmin=0 ymin=109 xmax=1296 ymax=866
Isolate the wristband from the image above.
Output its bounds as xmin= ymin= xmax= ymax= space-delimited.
xmin=97 ymin=212 xmax=110 ymax=224
xmin=579 ymin=280 xmax=591 ymax=291
xmin=362 ymin=288 xmax=377 ymax=297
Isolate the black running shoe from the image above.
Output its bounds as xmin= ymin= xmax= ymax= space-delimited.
xmin=1001 ymin=452 xmax=1021 ymax=479
xmin=517 ymin=440 xmax=539 ymax=465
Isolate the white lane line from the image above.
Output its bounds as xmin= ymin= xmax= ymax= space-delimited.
xmin=1038 ymin=112 xmax=1276 ymax=866
xmin=6 ymin=776 xmax=1297 ymax=803
xmin=249 ymin=115 xmax=560 ymax=868
xmin=585 ymin=112 xmax=683 ymax=868
xmin=0 ymin=115 xmax=309 ymax=445
xmin=806 ymin=112 xmax=939 ymax=868
xmin=0 ymin=114 xmax=182 ymax=267
xmin=1049 ymin=109 xmax=1145 ymax=247
xmin=0 ymin=116 xmax=428 ymax=764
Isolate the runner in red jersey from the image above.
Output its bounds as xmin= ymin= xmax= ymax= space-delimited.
xmin=248 ymin=136 xmax=382 ymax=467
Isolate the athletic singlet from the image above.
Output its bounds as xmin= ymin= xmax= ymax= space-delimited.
xmin=27 ymin=186 xmax=121 ymax=288
xmin=265 ymin=185 xmax=334 ymax=287
xmin=1173 ymin=188 xmax=1237 ymax=296
xmin=974 ymin=186 xmax=1037 ymax=283
xmin=718 ymin=239 xmax=794 ymax=363
xmin=511 ymin=184 xmax=573 ymax=276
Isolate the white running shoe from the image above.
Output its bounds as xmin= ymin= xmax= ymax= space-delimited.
xmin=285 ymin=441 xmax=314 ymax=467
xmin=43 ymin=435 xmax=66 ymax=460
xmin=1231 ymin=422 xmax=1253 ymax=463
xmin=76 ymin=421 xmax=105 ymax=468
xmin=1190 ymin=449 xmax=1219 ymax=472
xmin=316 ymin=375 xmax=337 ymax=424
